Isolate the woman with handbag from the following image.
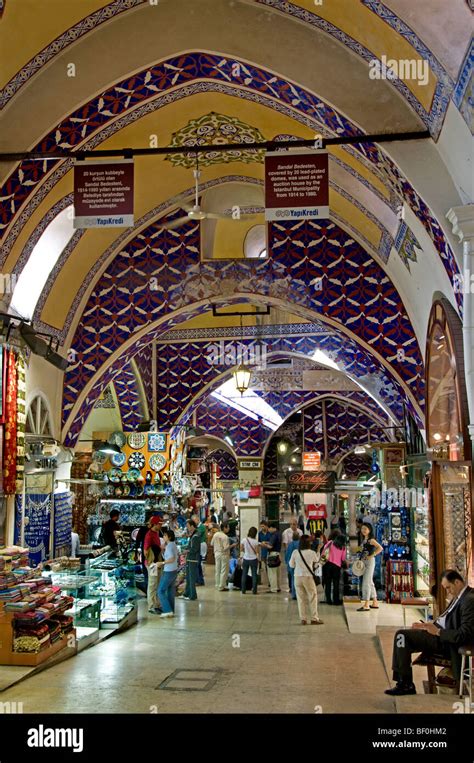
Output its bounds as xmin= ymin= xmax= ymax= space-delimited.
xmin=289 ymin=535 xmax=324 ymax=625
xmin=240 ymin=526 xmax=259 ymax=594
xmin=357 ymin=522 xmax=383 ymax=611
xmin=321 ymin=532 xmax=347 ymax=605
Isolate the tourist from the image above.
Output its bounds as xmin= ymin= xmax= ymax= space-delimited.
xmin=192 ymin=513 xmax=207 ymax=585
xmin=144 ymin=516 xmax=163 ymax=613
xmin=322 ymin=533 xmax=347 ymax=605
xmin=258 ymin=520 xmax=271 ymax=590
xmin=285 ymin=531 xmax=300 ymax=600
xmin=71 ymin=527 xmax=80 ymax=558
xmin=289 ymin=535 xmax=324 ymax=625
xmin=183 ymin=520 xmax=200 ymax=601
xmin=240 ymin=526 xmax=259 ymax=595
xmin=262 ymin=522 xmax=282 ymax=593
xmin=357 ymin=522 xmax=383 ymax=611
xmin=211 ymin=523 xmax=231 ymax=591
xmin=157 ymin=528 xmax=179 ymax=618
xmin=282 ymin=519 xmax=303 ymax=592
xmin=385 ymin=570 xmax=474 ymax=696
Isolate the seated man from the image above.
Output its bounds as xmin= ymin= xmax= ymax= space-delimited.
xmin=385 ymin=569 xmax=474 ymax=696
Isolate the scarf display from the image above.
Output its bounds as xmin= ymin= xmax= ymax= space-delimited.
xmin=3 ymin=349 xmax=18 ymax=495
xmin=15 ymin=353 xmax=26 ymax=492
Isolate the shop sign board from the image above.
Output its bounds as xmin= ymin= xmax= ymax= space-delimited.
xmin=74 ymin=160 xmax=134 ymax=228
xmin=303 ymin=451 xmax=321 ymax=470
xmin=264 ymin=150 xmax=329 ymax=221
xmin=238 ymin=459 xmax=263 ymax=470
xmin=287 ymin=471 xmax=335 ymax=492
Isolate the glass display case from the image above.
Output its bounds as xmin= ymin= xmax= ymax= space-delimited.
xmin=413 ymin=505 xmax=430 ymax=595
xmin=86 ymin=554 xmax=138 ymax=629
xmin=47 ymin=570 xmax=102 ymax=647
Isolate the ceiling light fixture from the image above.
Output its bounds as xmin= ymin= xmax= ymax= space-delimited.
xmin=277 ymin=441 xmax=288 ymax=455
xmin=232 ymin=314 xmax=252 ymax=395
xmin=223 ymin=430 xmax=234 ymax=447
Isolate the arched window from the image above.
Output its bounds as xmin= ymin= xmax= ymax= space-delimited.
xmin=26 ymin=395 xmax=52 ymax=437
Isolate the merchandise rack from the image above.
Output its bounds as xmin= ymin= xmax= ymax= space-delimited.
xmin=386 ymin=559 xmax=414 ymax=602
xmin=0 ymin=610 xmax=76 ymax=666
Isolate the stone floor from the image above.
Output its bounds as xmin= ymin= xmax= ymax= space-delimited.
xmin=0 ymin=581 xmax=459 ymax=714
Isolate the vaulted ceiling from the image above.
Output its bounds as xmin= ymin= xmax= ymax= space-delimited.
xmin=0 ymin=0 xmax=470 ymax=447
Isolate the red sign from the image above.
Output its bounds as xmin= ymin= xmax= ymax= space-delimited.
xmin=74 ymin=160 xmax=134 ymax=228
xmin=265 ymin=151 xmax=329 ymax=221
xmin=303 ymin=452 xmax=321 ymax=471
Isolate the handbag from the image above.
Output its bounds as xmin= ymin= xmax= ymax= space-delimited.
xmin=267 ymin=552 xmax=281 ymax=568
xmin=320 ymin=541 xmax=332 ymax=565
xmin=352 ymin=558 xmax=366 ymax=577
xmin=298 ymin=549 xmax=320 ymax=586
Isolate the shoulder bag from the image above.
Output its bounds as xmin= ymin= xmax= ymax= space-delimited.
xmin=298 ymin=549 xmax=321 ymax=587
xmin=320 ymin=541 xmax=332 ymax=565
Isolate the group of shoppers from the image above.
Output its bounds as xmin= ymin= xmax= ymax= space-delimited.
xmin=143 ymin=516 xmax=179 ymax=617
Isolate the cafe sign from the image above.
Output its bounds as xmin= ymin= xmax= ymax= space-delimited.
xmin=303 ymin=452 xmax=321 ymax=471
xmin=287 ymin=471 xmax=335 ymax=492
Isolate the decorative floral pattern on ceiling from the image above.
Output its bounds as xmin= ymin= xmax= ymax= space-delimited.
xmin=113 ymin=364 xmax=143 ymax=430
xmin=303 ymin=399 xmax=390 ymax=461
xmin=166 ymin=112 xmax=265 ymax=167
xmin=195 ymin=396 xmax=269 ymax=456
xmin=207 ymin=449 xmax=238 ymax=481
xmin=61 ymin=220 xmax=423 ymax=443
xmin=0 ymin=53 xmax=460 ymax=310
xmin=394 ymin=221 xmax=422 ymax=272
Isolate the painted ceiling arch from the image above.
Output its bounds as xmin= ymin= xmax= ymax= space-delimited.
xmin=0 ymin=52 xmax=462 ymax=321
xmin=60 ymin=218 xmax=425 ymax=444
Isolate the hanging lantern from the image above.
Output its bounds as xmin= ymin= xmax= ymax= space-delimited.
xmin=233 ymin=363 xmax=251 ymax=395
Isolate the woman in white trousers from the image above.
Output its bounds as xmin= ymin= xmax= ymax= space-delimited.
xmin=289 ymin=535 xmax=324 ymax=625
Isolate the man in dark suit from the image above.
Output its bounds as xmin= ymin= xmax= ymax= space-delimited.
xmin=385 ymin=569 xmax=474 ymax=696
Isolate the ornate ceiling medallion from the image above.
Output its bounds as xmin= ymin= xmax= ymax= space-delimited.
xmin=167 ymin=112 xmax=266 ymax=168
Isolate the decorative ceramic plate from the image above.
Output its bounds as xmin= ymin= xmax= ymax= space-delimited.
xmin=148 ymin=432 xmax=166 ymax=452
xmin=127 ymin=468 xmax=141 ymax=482
xmin=170 ymin=442 xmax=177 ymax=461
xmin=103 ymin=484 xmax=114 ymax=497
xmin=128 ymin=452 xmax=145 ymax=470
xmin=92 ymin=451 xmax=108 ymax=464
xmin=122 ymin=484 xmax=131 ymax=497
xmin=136 ymin=485 xmax=144 ymax=496
xmin=144 ymin=485 xmax=155 ymax=495
xmin=114 ymin=486 xmax=123 ymax=497
xmin=108 ymin=431 xmax=126 ymax=447
xmin=109 ymin=468 xmax=123 ymax=483
xmin=110 ymin=452 xmax=126 ymax=467
xmin=181 ymin=452 xmax=187 ymax=473
xmin=127 ymin=432 xmax=146 ymax=450
xmin=149 ymin=453 xmax=167 ymax=472
xmin=175 ymin=451 xmax=182 ymax=469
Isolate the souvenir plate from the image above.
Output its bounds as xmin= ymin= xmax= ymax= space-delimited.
xmin=175 ymin=451 xmax=182 ymax=469
xmin=148 ymin=432 xmax=167 ymax=452
xmin=127 ymin=468 xmax=141 ymax=482
xmin=149 ymin=453 xmax=167 ymax=472
xmin=109 ymin=468 xmax=123 ymax=483
xmin=127 ymin=432 xmax=146 ymax=450
xmin=128 ymin=452 xmax=145 ymax=470
xmin=122 ymin=484 xmax=131 ymax=497
xmin=144 ymin=485 xmax=155 ymax=495
xmin=110 ymin=451 xmax=126 ymax=467
xmin=170 ymin=442 xmax=177 ymax=461
xmin=114 ymin=486 xmax=123 ymax=497
xmin=181 ymin=452 xmax=187 ymax=473
xmin=92 ymin=451 xmax=108 ymax=464
xmin=136 ymin=485 xmax=144 ymax=497
xmin=108 ymin=431 xmax=126 ymax=447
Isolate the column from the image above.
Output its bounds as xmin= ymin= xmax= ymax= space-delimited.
xmin=348 ymin=492 xmax=358 ymax=552
xmin=447 ymin=204 xmax=474 ymax=451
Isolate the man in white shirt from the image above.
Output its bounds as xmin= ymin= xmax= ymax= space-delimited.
xmin=282 ymin=518 xmax=303 ymax=549
xmin=211 ymin=523 xmax=231 ymax=591
xmin=71 ymin=528 xmax=80 ymax=559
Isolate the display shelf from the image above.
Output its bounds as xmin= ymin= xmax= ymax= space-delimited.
xmin=0 ymin=612 xmax=76 ymax=666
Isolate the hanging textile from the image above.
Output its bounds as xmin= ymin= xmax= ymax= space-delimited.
xmin=16 ymin=353 xmax=26 ymax=492
xmin=3 ymin=349 xmax=18 ymax=495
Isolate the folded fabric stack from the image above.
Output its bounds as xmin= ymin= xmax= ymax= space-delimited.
xmin=44 ymin=619 xmax=62 ymax=644
xmin=50 ymin=614 xmax=74 ymax=637
xmin=14 ymin=609 xmax=47 ymax=624
xmin=0 ymin=585 xmax=22 ymax=603
xmin=13 ymin=621 xmax=51 ymax=653
xmin=4 ymin=600 xmax=34 ymax=612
